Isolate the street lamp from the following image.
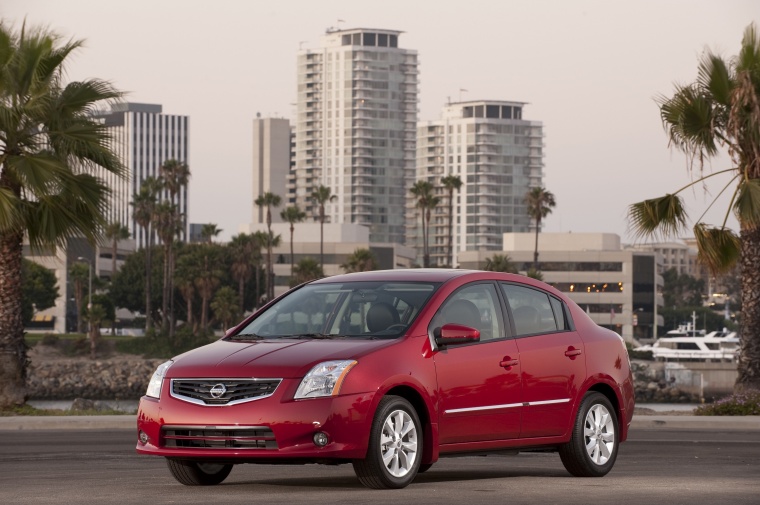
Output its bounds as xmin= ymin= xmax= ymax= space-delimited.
xmin=77 ymin=256 xmax=92 ymax=333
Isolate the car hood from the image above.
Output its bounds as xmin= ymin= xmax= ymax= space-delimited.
xmin=167 ymin=338 xmax=396 ymax=378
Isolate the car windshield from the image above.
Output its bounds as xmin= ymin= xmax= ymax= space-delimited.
xmin=230 ymin=281 xmax=439 ymax=340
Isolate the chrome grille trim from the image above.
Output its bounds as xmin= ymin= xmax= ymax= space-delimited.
xmin=170 ymin=378 xmax=282 ymax=406
xmin=162 ymin=425 xmax=277 ymax=450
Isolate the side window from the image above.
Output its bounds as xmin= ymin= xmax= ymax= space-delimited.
xmin=431 ymin=283 xmax=503 ymax=341
xmin=549 ymin=296 xmax=570 ymax=331
xmin=501 ymin=283 xmax=560 ymax=336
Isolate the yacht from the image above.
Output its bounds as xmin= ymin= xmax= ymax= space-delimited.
xmin=635 ymin=327 xmax=739 ymax=362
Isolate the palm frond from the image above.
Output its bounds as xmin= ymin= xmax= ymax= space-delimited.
xmin=627 ymin=194 xmax=688 ymax=239
xmin=658 ymin=85 xmax=721 ymax=159
xmin=693 ymin=223 xmax=741 ymax=274
xmin=697 ymin=52 xmax=732 ymax=106
xmin=0 ymin=186 xmax=23 ymax=233
xmin=734 ymin=178 xmax=760 ymax=228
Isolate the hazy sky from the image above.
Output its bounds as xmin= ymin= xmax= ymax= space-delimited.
xmin=3 ymin=0 xmax=757 ymax=243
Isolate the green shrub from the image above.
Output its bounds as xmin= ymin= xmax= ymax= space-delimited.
xmin=695 ymin=390 xmax=760 ymax=416
xmin=41 ymin=333 xmax=59 ymax=346
xmin=116 ymin=327 xmax=216 ymax=358
xmin=626 ymin=342 xmax=653 ymax=361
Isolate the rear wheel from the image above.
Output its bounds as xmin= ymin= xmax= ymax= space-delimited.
xmin=353 ymin=395 xmax=422 ymax=489
xmin=166 ymin=459 xmax=233 ymax=486
xmin=559 ymin=392 xmax=619 ymax=477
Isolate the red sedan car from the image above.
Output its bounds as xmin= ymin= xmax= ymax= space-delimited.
xmin=136 ymin=269 xmax=635 ymax=489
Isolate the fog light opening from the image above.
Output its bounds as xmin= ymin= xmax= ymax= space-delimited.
xmin=138 ymin=430 xmax=149 ymax=445
xmin=313 ymin=432 xmax=329 ymax=447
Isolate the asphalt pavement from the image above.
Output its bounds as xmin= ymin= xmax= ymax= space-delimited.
xmin=1 ymin=413 xmax=759 ymax=431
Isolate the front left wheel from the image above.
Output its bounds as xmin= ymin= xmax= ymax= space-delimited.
xmin=166 ymin=459 xmax=233 ymax=486
xmin=353 ymin=395 xmax=422 ymax=489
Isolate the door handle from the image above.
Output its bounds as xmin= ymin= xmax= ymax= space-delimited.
xmin=500 ymin=357 xmax=519 ymax=369
xmin=564 ymin=347 xmax=582 ymax=358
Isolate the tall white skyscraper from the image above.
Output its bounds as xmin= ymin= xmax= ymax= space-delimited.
xmin=293 ymin=28 xmax=418 ymax=244
xmin=252 ymin=116 xmax=291 ymax=225
xmin=413 ymin=100 xmax=544 ymax=266
xmin=96 ymin=103 xmax=190 ymax=247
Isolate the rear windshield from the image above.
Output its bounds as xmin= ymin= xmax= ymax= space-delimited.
xmin=230 ymin=281 xmax=440 ymax=340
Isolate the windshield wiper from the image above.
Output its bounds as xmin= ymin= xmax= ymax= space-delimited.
xmin=283 ymin=333 xmax=348 ymax=340
xmin=226 ymin=333 xmax=267 ymax=341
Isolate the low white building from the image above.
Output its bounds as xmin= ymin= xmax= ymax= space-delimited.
xmin=458 ymin=232 xmax=664 ymax=343
xmin=241 ymin=222 xmax=416 ymax=297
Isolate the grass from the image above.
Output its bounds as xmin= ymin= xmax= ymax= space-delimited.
xmin=0 ymin=404 xmax=134 ymax=417
xmin=695 ymin=390 xmax=760 ymax=416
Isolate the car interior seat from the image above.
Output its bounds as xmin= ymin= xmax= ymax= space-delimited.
xmin=512 ymin=305 xmax=540 ymax=334
xmin=366 ymin=302 xmax=400 ymax=332
xmin=443 ymin=299 xmax=481 ymax=331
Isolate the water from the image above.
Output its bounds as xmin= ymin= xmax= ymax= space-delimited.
xmin=28 ymin=399 xmax=138 ymax=413
xmin=637 ymin=403 xmax=698 ymax=412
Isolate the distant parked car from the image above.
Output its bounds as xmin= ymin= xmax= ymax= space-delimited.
xmin=136 ymin=269 xmax=635 ymax=489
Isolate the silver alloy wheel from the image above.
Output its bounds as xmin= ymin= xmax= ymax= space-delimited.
xmin=583 ymin=403 xmax=615 ymax=465
xmin=380 ymin=409 xmax=418 ymax=477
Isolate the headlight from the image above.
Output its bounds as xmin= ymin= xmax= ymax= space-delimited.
xmin=294 ymin=360 xmax=357 ymax=399
xmin=145 ymin=360 xmax=173 ymax=399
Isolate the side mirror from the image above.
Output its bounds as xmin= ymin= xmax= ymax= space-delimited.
xmin=434 ymin=323 xmax=480 ymax=347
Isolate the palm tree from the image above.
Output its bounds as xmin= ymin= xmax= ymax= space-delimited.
xmin=251 ymin=231 xmax=269 ymax=308
xmin=629 ymin=23 xmax=760 ymax=391
xmin=154 ymin=201 xmax=180 ymax=334
xmin=200 ymin=223 xmax=222 ymax=244
xmin=104 ymin=222 xmax=130 ymax=280
xmin=229 ymin=233 xmax=255 ymax=314
xmin=84 ymin=304 xmax=107 ymax=360
xmin=280 ymin=205 xmax=306 ymax=277
xmin=341 ymin=248 xmax=379 ymax=273
xmin=159 ymin=159 xmax=190 ymax=337
xmin=195 ymin=245 xmax=224 ymax=333
xmin=483 ymin=254 xmax=518 ymax=273
xmin=0 ymin=24 xmax=124 ymax=407
xmin=69 ymin=263 xmax=91 ymax=333
xmin=311 ymin=185 xmax=337 ymax=273
xmin=174 ymin=253 xmax=197 ymax=333
xmin=291 ymin=258 xmax=324 ymax=287
xmin=211 ymin=286 xmax=239 ymax=332
xmin=255 ymin=192 xmax=282 ymax=300
xmin=525 ymin=186 xmax=556 ymax=271
xmin=131 ymin=177 xmax=161 ymax=333
xmin=441 ymin=175 xmax=463 ymax=267
xmin=410 ymin=181 xmax=440 ymax=268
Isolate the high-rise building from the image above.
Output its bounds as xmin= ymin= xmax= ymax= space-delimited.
xmin=252 ymin=116 xmax=291 ymax=225
xmin=412 ymin=100 xmax=544 ymax=266
xmin=95 ymin=102 xmax=190 ymax=248
xmin=293 ymin=28 xmax=418 ymax=244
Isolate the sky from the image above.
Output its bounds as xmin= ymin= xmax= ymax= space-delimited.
xmin=2 ymin=0 xmax=757 ymax=243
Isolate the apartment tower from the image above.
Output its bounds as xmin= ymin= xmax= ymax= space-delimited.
xmin=96 ymin=102 xmax=190 ymax=248
xmin=293 ymin=28 xmax=418 ymax=244
xmin=413 ymin=100 xmax=544 ymax=266
xmin=252 ymin=116 xmax=291 ymax=224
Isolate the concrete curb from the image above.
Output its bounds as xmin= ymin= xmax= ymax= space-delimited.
xmin=0 ymin=414 xmax=759 ymax=431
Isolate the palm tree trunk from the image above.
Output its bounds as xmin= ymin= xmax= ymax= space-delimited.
xmin=145 ymin=228 xmax=153 ymax=333
xmin=737 ymin=225 xmax=760 ymax=391
xmin=447 ymin=188 xmax=454 ymax=267
xmin=168 ymin=243 xmax=175 ymax=338
xmin=290 ymin=224 xmax=295 ymax=277
xmin=266 ymin=208 xmax=273 ymax=301
xmin=162 ymin=243 xmax=170 ymax=334
xmin=74 ymin=282 xmax=84 ymax=333
xmin=238 ymin=277 xmax=245 ymax=314
xmin=533 ymin=218 xmax=540 ymax=270
xmin=111 ymin=237 xmax=117 ymax=281
xmin=0 ymin=228 xmax=27 ymax=408
xmin=320 ymin=207 xmax=325 ymax=272
xmin=423 ymin=208 xmax=430 ymax=268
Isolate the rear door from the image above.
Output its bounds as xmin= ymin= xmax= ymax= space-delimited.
xmin=500 ymin=283 xmax=585 ymax=438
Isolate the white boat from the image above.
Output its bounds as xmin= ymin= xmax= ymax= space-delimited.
xmin=634 ymin=327 xmax=739 ymax=362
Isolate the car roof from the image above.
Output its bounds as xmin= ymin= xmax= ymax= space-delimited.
xmin=310 ymin=269 xmax=521 ymax=284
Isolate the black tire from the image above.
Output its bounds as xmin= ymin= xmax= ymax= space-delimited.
xmin=559 ymin=392 xmax=619 ymax=477
xmin=417 ymin=463 xmax=433 ymax=474
xmin=166 ymin=459 xmax=233 ymax=486
xmin=353 ymin=395 xmax=423 ymax=489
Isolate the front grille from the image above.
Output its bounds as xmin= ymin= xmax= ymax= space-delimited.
xmin=171 ymin=378 xmax=281 ymax=406
xmin=162 ymin=425 xmax=277 ymax=450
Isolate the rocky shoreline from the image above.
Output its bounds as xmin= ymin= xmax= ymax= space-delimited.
xmin=24 ymin=347 xmax=696 ymax=406
xmin=26 ymin=346 xmax=163 ymax=401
